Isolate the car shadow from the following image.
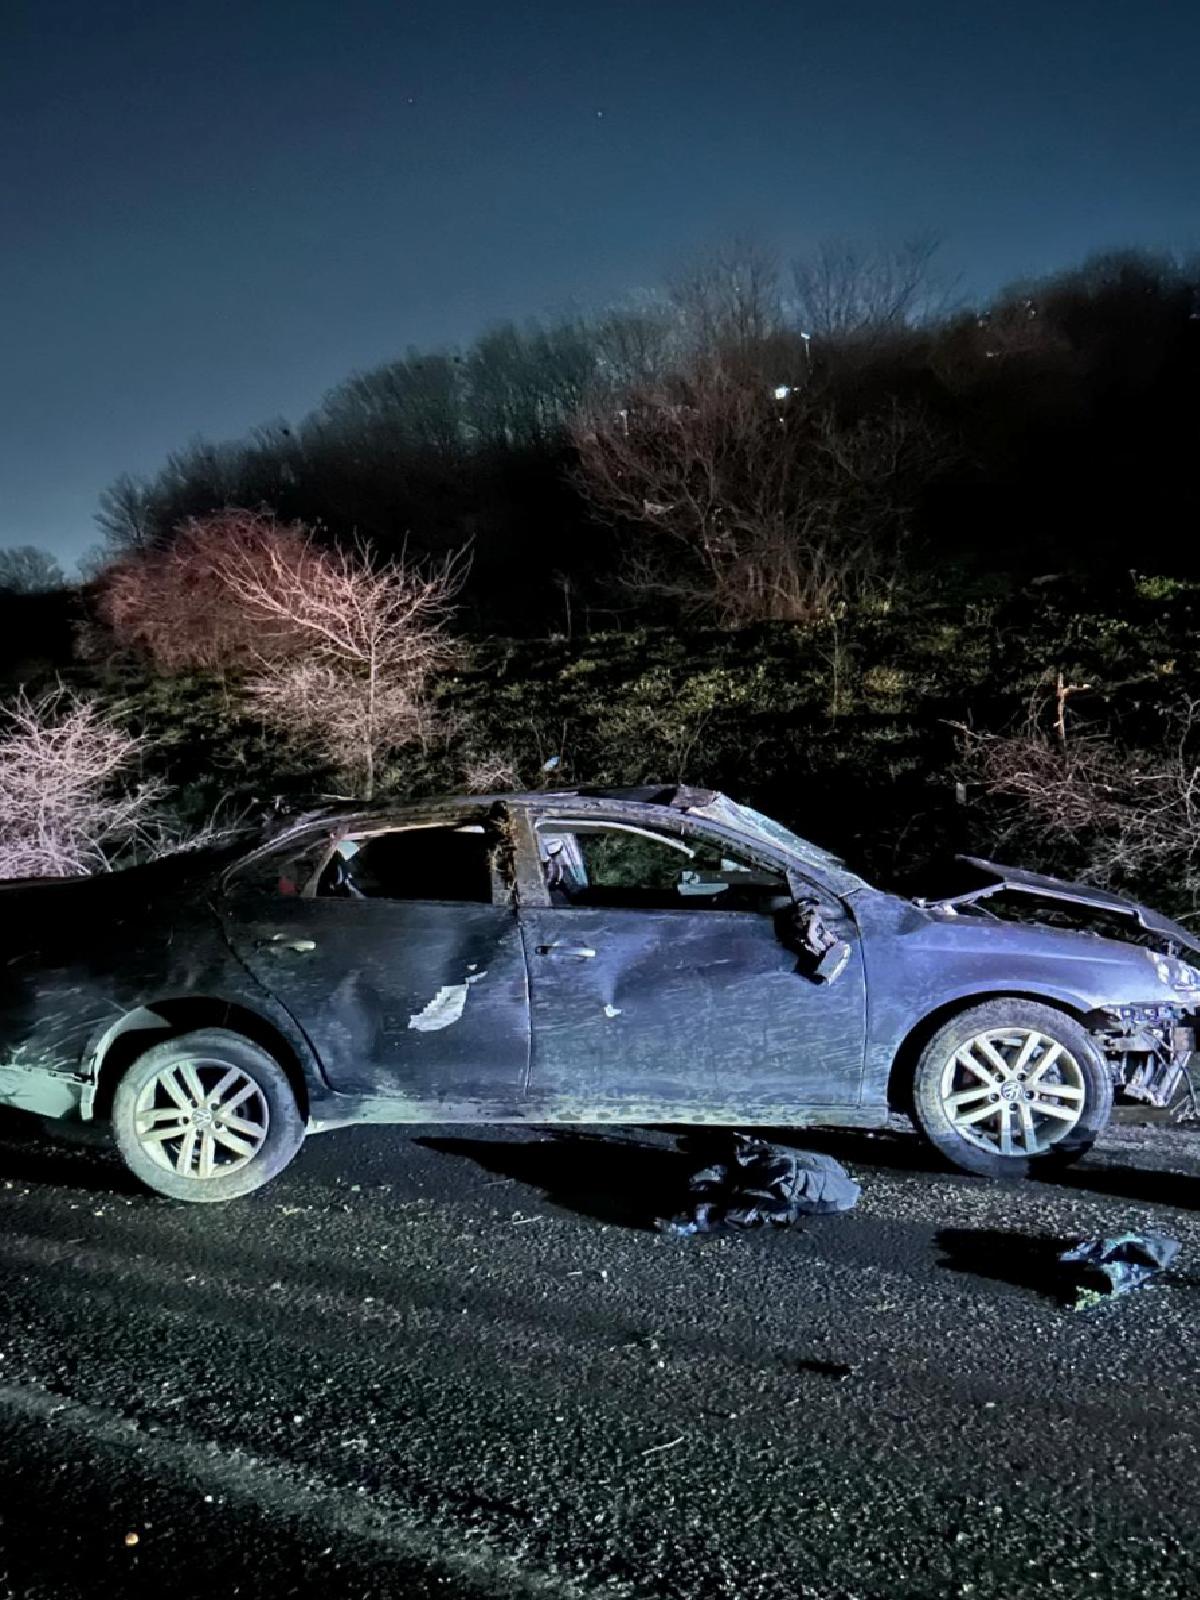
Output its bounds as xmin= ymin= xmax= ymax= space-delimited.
xmin=766 ymin=1126 xmax=949 ymax=1176
xmin=772 ymin=1126 xmax=1200 ymax=1212
xmin=935 ymin=1227 xmax=1077 ymax=1303
xmin=421 ymin=1123 xmax=1200 ymax=1236
xmin=417 ymin=1130 xmax=697 ymax=1230
xmin=1044 ymin=1162 xmax=1200 ymax=1211
xmin=0 ymin=1108 xmax=142 ymax=1198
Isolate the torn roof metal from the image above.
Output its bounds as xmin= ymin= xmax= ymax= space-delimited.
xmin=682 ymin=793 xmax=867 ymax=892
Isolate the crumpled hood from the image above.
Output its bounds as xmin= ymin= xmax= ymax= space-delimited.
xmin=919 ymin=855 xmax=1200 ymax=961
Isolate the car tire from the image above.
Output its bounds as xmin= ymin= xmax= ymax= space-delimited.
xmin=112 ymin=1028 xmax=305 ymax=1203
xmin=911 ymin=999 xmax=1112 ymax=1179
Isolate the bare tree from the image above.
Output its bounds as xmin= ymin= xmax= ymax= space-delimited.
xmin=203 ymin=524 xmax=463 ymax=799
xmin=94 ymin=473 xmax=161 ymax=554
xmin=572 ymin=367 xmax=944 ymax=625
xmin=461 ymin=751 xmax=521 ymax=794
xmin=668 ymin=240 xmax=784 ymax=358
xmin=589 ymin=300 xmax=680 ymax=393
xmin=789 ymin=235 xmax=951 ymax=340
xmin=0 ymin=546 xmax=67 ymax=594
xmin=318 ymin=348 xmax=467 ymax=455
xmin=465 ymin=319 xmax=601 ymax=448
xmin=0 ymin=689 xmax=165 ymax=878
xmin=97 ymin=510 xmax=463 ymax=798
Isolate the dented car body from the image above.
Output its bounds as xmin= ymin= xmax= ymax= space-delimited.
xmin=0 ymin=785 xmax=1197 ymax=1199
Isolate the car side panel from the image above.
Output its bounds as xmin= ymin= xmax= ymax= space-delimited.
xmin=0 ymin=868 xmax=333 ymax=1119
xmin=520 ymin=903 xmax=868 ymax=1119
xmin=222 ymin=896 xmax=531 ymax=1106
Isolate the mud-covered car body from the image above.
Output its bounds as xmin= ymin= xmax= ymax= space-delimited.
xmin=0 ymin=785 xmax=1197 ymax=1140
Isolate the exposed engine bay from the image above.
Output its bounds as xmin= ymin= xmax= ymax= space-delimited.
xmin=1091 ymin=1004 xmax=1198 ymax=1114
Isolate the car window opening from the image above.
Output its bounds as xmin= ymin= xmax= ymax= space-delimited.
xmin=536 ymin=819 xmax=788 ymax=913
xmin=318 ymin=825 xmax=497 ymax=903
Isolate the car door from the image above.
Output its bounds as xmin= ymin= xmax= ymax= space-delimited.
xmin=514 ymin=810 xmax=868 ymax=1119
xmin=220 ymin=818 xmax=530 ymax=1114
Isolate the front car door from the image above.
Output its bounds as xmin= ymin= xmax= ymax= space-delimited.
xmin=513 ymin=805 xmax=868 ymax=1123
xmin=220 ymin=811 xmax=531 ymax=1117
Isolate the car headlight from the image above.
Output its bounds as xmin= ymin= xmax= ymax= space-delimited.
xmin=1148 ymin=952 xmax=1200 ymax=991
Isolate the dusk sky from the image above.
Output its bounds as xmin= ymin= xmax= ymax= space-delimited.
xmin=4 ymin=0 xmax=1199 ymax=567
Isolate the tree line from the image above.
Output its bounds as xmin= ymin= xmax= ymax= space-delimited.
xmin=81 ymin=242 xmax=1200 ymax=635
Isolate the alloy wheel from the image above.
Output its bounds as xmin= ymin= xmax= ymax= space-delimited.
xmin=938 ymin=1027 xmax=1086 ymax=1157
xmin=132 ymin=1058 xmax=270 ymax=1180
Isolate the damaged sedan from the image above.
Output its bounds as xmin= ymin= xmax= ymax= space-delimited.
xmin=1 ymin=785 xmax=1197 ymax=1201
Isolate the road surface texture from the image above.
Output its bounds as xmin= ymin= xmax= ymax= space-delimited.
xmin=0 ymin=1111 xmax=1198 ymax=1600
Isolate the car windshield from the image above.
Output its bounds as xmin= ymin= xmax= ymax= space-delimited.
xmin=689 ymin=795 xmax=868 ymax=892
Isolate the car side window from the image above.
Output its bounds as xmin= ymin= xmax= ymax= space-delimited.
xmin=227 ymin=833 xmax=337 ymax=899
xmin=536 ymin=821 xmax=788 ymax=913
xmin=314 ymin=826 xmax=497 ymax=904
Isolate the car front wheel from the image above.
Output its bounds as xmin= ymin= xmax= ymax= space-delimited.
xmin=911 ymin=999 xmax=1112 ymax=1179
xmin=112 ymin=1028 xmax=305 ymax=1202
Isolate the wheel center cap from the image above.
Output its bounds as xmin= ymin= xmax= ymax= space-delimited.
xmin=192 ymin=1108 xmax=213 ymax=1127
xmin=1001 ymin=1081 xmax=1020 ymax=1102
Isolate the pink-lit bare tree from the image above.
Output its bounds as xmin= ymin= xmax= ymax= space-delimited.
xmin=0 ymin=688 xmax=165 ymax=878
xmin=99 ymin=510 xmax=463 ymax=799
xmin=205 ymin=529 xmax=462 ymax=798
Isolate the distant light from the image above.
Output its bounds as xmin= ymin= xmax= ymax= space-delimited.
xmin=772 ymin=384 xmax=792 ymax=401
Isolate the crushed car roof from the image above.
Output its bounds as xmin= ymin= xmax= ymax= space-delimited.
xmin=263 ymin=786 xmax=868 ymax=891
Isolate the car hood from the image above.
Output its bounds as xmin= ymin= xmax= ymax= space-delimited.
xmin=917 ymin=855 xmax=1200 ymax=961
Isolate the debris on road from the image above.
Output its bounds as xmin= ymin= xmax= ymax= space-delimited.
xmin=1059 ymin=1231 xmax=1181 ymax=1308
xmin=656 ymin=1135 xmax=860 ymax=1236
xmin=640 ymin=1435 xmax=685 ymax=1458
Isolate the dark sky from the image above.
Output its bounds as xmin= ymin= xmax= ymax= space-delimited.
xmin=4 ymin=0 xmax=1199 ymax=566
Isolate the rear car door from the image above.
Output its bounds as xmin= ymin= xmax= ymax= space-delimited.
xmin=515 ymin=811 xmax=868 ymax=1119
xmin=220 ymin=817 xmax=530 ymax=1114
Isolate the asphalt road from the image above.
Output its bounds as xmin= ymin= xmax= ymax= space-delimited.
xmin=0 ymin=1112 xmax=1199 ymax=1600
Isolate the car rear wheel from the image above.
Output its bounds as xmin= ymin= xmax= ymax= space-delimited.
xmin=911 ymin=999 xmax=1112 ymax=1179
xmin=111 ymin=1028 xmax=305 ymax=1202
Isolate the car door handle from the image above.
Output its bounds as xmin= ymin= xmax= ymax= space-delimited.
xmin=255 ymin=936 xmax=317 ymax=954
xmin=535 ymin=944 xmax=596 ymax=959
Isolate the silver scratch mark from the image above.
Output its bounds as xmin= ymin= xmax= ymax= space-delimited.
xmin=407 ymin=972 xmax=487 ymax=1033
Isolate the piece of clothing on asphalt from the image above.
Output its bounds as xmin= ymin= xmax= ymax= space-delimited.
xmin=656 ymin=1134 xmax=861 ymax=1236
xmin=1058 ymin=1230 xmax=1181 ymax=1306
